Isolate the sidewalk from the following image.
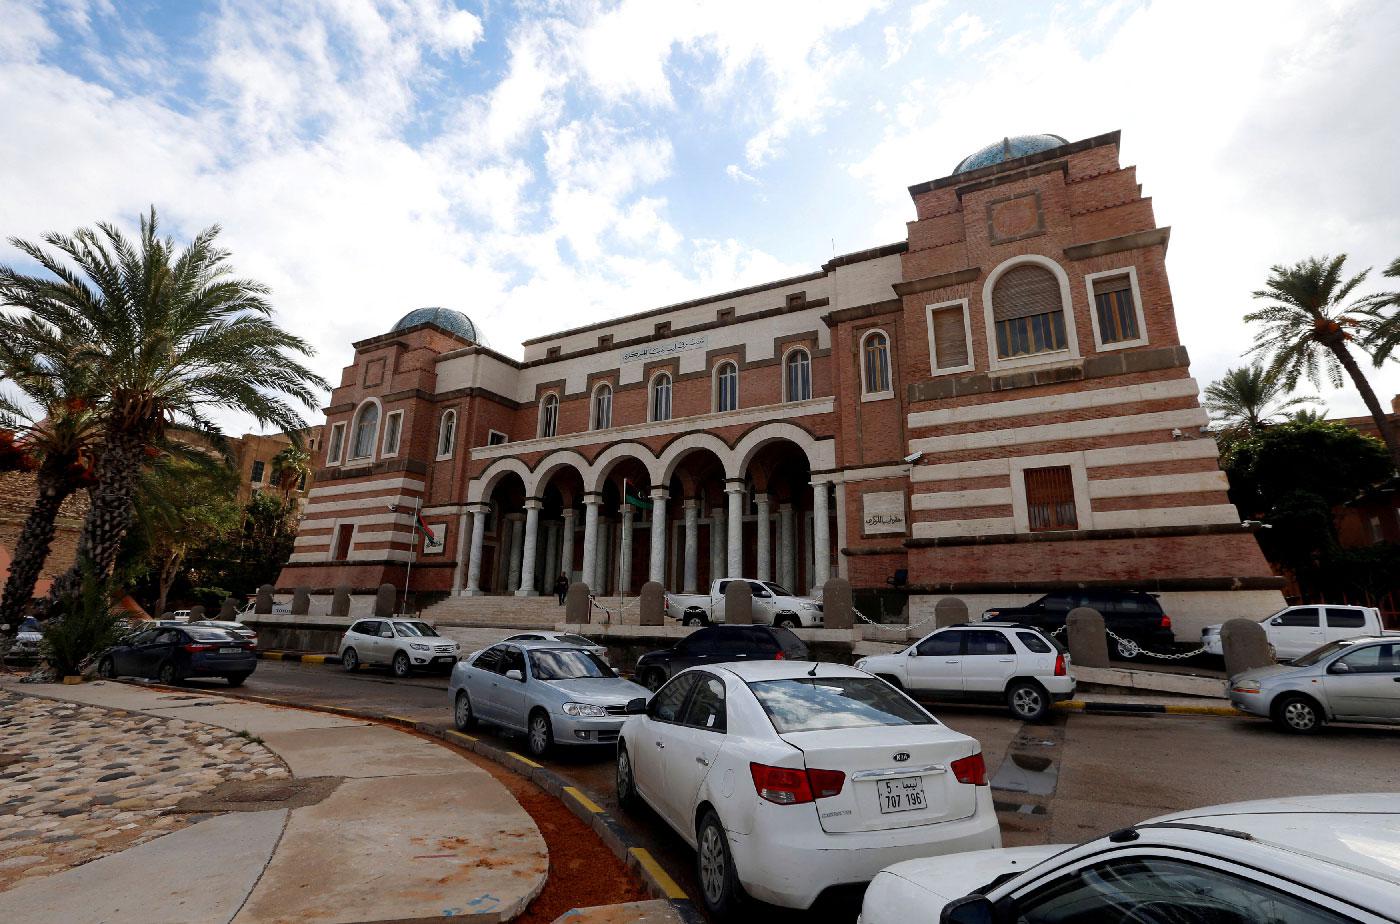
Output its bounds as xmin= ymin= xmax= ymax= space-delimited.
xmin=0 ymin=679 xmax=549 ymax=923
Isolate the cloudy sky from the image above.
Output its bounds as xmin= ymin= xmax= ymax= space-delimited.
xmin=2 ymin=0 xmax=1398 ymax=434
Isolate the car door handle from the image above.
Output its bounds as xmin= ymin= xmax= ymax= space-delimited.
xmin=945 ymin=660 xmax=960 ymax=664
xmin=695 ymin=756 xmax=710 ymax=766
xmin=998 ymin=658 xmax=1015 ymax=663
xmin=654 ymin=740 xmax=664 ymax=749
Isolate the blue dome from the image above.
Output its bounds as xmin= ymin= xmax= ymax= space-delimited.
xmin=391 ymin=307 xmax=480 ymax=342
xmin=954 ymin=134 xmax=1070 ymax=174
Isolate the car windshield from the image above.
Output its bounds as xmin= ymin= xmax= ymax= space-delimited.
xmin=393 ymin=622 xmax=422 ymax=637
xmin=1292 ymin=640 xmax=1352 ymax=667
xmin=407 ymin=622 xmax=439 ymax=637
xmin=528 ymin=649 xmax=615 ymax=680
xmin=187 ymin=628 xmax=237 ymax=642
xmin=762 ymin=583 xmax=792 ymax=596
xmin=18 ymin=617 xmax=40 ymax=632
xmin=748 ymin=676 xmax=936 ymax=734
xmin=558 ymin=634 xmax=595 ymax=646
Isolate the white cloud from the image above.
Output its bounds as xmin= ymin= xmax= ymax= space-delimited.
xmin=937 ymin=12 xmax=990 ymax=54
xmin=725 ymin=163 xmax=759 ymax=184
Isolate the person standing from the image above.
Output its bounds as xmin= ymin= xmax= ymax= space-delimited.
xmin=554 ymin=573 xmax=569 ymax=606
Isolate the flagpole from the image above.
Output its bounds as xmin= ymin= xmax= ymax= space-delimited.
xmin=403 ymin=495 xmax=419 ymax=615
xmin=619 ymin=478 xmax=626 ymax=624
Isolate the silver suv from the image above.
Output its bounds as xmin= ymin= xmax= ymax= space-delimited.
xmin=339 ymin=618 xmax=460 ymax=677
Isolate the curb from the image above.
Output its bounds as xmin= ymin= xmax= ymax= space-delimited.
xmin=1054 ymin=699 xmax=1239 ymax=718
xmin=257 ymin=650 xmax=340 ymax=665
xmin=116 ymin=680 xmax=705 ymax=924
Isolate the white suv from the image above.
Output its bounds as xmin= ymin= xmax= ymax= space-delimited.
xmin=855 ymin=623 xmax=1074 ymax=721
xmin=339 ymin=618 xmax=460 ymax=677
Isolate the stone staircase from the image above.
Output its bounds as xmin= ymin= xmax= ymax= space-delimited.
xmin=419 ymin=594 xmax=641 ymax=629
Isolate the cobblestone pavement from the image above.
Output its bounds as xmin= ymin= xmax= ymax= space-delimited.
xmin=0 ymin=690 xmax=288 ymax=891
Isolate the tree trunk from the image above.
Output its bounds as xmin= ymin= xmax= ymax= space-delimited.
xmin=49 ymin=430 xmax=147 ymax=605
xmin=1331 ymin=341 xmax=1400 ymax=471
xmin=0 ymin=455 xmax=78 ymax=630
xmin=154 ymin=552 xmax=182 ymax=619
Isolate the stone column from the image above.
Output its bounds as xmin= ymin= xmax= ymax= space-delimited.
xmin=811 ymin=481 xmax=831 ymax=591
xmin=649 ymin=488 xmax=669 ymax=586
xmin=465 ymin=503 xmax=489 ymax=595
xmin=683 ymin=499 xmax=700 ymax=593
xmin=618 ymin=504 xmax=635 ymax=596
xmin=834 ymin=480 xmax=849 ymax=579
xmin=755 ymin=493 xmax=772 ymax=583
xmin=778 ymin=503 xmax=796 ymax=591
xmin=544 ymin=521 xmax=560 ymax=589
xmin=452 ymin=509 xmax=471 ymax=594
xmin=580 ymin=494 xmax=601 ymax=593
xmin=710 ymin=505 xmax=726 ymax=579
xmin=506 ymin=512 xmax=525 ymax=593
xmin=516 ymin=499 xmax=542 ymax=596
xmin=725 ymin=480 xmax=744 ymax=579
xmin=560 ymin=508 xmax=576 ymax=583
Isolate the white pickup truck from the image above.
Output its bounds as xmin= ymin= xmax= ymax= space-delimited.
xmin=663 ymin=579 xmax=824 ymax=628
xmin=1202 ymin=604 xmax=1397 ymax=661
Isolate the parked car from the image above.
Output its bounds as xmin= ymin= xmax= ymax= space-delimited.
xmin=664 ymin=578 xmax=824 ymax=628
xmin=616 ymin=660 xmax=1000 ymax=915
xmin=1227 ymin=636 xmax=1400 ymax=733
xmin=632 ymin=625 xmax=809 ymax=691
xmin=160 ymin=610 xmax=192 ymax=623
xmin=1203 ymin=604 xmax=1395 ymax=661
xmin=10 ymin=616 xmax=43 ymax=661
xmin=861 ymin=793 xmax=1400 ymax=924
xmin=96 ymin=624 xmax=256 ymax=686
xmin=981 ymin=590 xmax=1175 ymax=660
xmin=498 ymin=630 xmax=607 ymax=662
xmin=450 ymin=641 xmax=650 ymax=756
xmin=855 ymin=623 xmax=1074 ymax=722
xmin=339 ymin=618 xmax=459 ymax=677
xmin=190 ymin=619 xmax=258 ymax=648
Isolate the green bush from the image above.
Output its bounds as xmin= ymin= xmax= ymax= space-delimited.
xmin=42 ymin=571 xmax=125 ymax=677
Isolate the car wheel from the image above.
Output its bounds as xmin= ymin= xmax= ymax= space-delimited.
xmin=226 ymin=673 xmax=250 ymax=688
xmin=1273 ymin=694 xmax=1323 ymax=734
xmin=641 ymin=668 xmax=667 ymax=692
xmin=392 ymin=651 xmax=412 ymax=678
xmin=616 ymin=743 xmax=638 ymax=809
xmin=774 ymin=614 xmax=799 ymax=629
xmin=684 ymin=613 xmax=707 ymax=627
xmin=97 ymin=657 xmax=116 ymax=679
xmin=342 ymin=648 xmax=360 ymax=672
xmin=696 ymin=809 xmax=742 ymax=917
xmin=454 ymin=691 xmax=477 ymax=730
xmin=156 ymin=661 xmax=180 ymax=685
xmin=1007 ymin=681 xmax=1049 ymax=722
xmin=527 ymin=710 xmax=553 ymax=758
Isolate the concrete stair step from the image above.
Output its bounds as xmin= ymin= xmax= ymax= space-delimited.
xmin=420 ymin=594 xmax=639 ymax=629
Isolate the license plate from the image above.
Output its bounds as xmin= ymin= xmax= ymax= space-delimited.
xmin=877 ymin=776 xmax=927 ymax=814
xmin=219 ymin=647 xmax=242 ymax=654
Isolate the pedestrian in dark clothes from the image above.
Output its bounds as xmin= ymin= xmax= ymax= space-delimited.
xmin=554 ymin=573 xmax=569 ymax=605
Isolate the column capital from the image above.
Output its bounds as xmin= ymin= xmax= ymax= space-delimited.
xmin=618 ymin=503 xmax=635 ymax=517
xmin=683 ymin=498 xmax=700 ymax=510
xmin=506 ymin=511 xmax=525 ymax=522
xmin=753 ymin=492 xmax=771 ymax=506
xmin=811 ymin=477 xmax=834 ymax=487
xmin=467 ymin=502 xmax=491 ymax=515
xmin=523 ymin=497 xmax=544 ymax=511
xmin=779 ymin=502 xmax=794 ymax=512
xmin=649 ymin=487 xmax=670 ymax=501
xmin=583 ymin=492 xmax=604 ymax=505
xmin=560 ymin=507 xmax=577 ymax=519
xmin=724 ymin=478 xmax=746 ymax=492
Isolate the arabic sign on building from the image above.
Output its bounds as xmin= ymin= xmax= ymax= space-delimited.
xmin=621 ymin=335 xmax=708 ymax=364
xmin=862 ymin=491 xmax=907 ymax=535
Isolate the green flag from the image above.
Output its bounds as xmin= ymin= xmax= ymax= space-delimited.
xmin=625 ymin=490 xmax=652 ymax=511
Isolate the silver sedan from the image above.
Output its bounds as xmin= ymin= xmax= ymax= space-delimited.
xmin=449 ymin=640 xmax=651 ymax=757
xmin=1229 ymin=636 xmax=1400 ymax=733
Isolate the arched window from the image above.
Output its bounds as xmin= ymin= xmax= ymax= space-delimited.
xmin=539 ymin=393 xmax=559 ymax=438
xmin=650 ymin=373 xmax=672 ymax=422
xmin=591 ymin=384 xmax=612 ymax=430
xmin=349 ymin=401 xmax=379 ymax=460
xmin=714 ymin=362 xmax=738 ymax=413
xmin=861 ymin=331 xmax=892 ymax=396
xmin=437 ymin=410 xmax=456 ymax=458
xmin=784 ymin=349 xmax=811 ymax=402
xmin=991 ymin=262 xmax=1069 ymax=359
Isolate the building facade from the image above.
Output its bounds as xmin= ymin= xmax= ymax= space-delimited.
xmin=277 ymin=132 xmax=1285 ymax=636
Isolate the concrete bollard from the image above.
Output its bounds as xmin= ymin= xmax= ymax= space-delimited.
xmin=219 ymin=598 xmax=238 ymax=620
xmin=724 ymin=580 xmax=753 ymax=625
xmin=934 ymin=597 xmax=969 ymax=628
xmin=255 ymin=584 xmax=274 ymax=615
xmin=1067 ymin=607 xmax=1110 ymax=668
xmin=822 ymin=577 xmax=854 ymax=630
xmin=188 ymin=605 xmax=205 ymax=621
xmin=1221 ymin=618 xmax=1274 ymax=677
xmin=639 ymin=582 xmax=665 ymax=626
xmin=331 ymin=585 xmax=351 ymax=619
xmin=291 ymin=587 xmax=310 ymax=616
xmin=566 ymin=583 xmax=592 ymax=623
xmin=374 ymin=583 xmax=397 ymax=618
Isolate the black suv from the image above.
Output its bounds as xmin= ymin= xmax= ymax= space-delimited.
xmin=633 ymin=625 xmax=809 ymax=690
xmin=982 ymin=590 xmax=1175 ymax=659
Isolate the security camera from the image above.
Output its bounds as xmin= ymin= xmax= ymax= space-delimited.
xmin=1170 ymin=428 xmax=1183 ymax=440
xmin=903 ymin=451 xmax=924 ymax=465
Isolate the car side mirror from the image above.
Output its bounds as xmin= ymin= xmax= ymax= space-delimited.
xmin=380 ymin=631 xmax=394 ymax=639
xmin=1331 ymin=661 xmax=1351 ymax=674
xmin=625 ymin=697 xmax=647 ymax=715
xmin=942 ymin=895 xmax=999 ymax=924
xmin=505 ymin=669 xmax=524 ymax=682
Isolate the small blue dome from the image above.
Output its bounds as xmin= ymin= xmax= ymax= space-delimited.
xmin=391 ymin=307 xmax=480 ymax=342
xmin=954 ymin=134 xmax=1070 ymax=174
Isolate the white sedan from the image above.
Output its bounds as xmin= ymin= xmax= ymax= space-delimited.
xmin=615 ymin=661 xmax=1000 ymax=915
xmin=861 ymin=793 xmax=1400 ymax=924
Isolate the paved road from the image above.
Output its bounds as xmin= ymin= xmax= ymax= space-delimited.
xmin=181 ymin=659 xmax=1400 ymax=923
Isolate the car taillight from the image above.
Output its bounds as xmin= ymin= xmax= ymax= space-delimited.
xmin=183 ymin=643 xmax=216 ymax=653
xmin=773 ymin=651 xmax=784 ymax=660
xmin=950 ymin=753 xmax=988 ymax=786
xmin=1054 ymin=653 xmax=1067 ymax=676
xmin=1160 ymin=615 xmax=1172 ymax=630
xmin=749 ymin=763 xmax=846 ymax=804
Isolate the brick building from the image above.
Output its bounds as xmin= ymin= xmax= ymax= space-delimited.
xmin=277 ymin=131 xmax=1284 ymax=637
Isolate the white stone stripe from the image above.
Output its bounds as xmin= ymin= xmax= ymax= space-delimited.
xmin=909 ymin=438 xmax=1220 ymax=484
xmin=910 ymin=488 xmax=1014 ymax=510
xmin=1092 ymin=505 xmax=1242 ymax=529
xmin=908 ymin=377 xmax=1199 ymax=428
xmin=306 ymin=476 xmax=424 ymax=499
xmin=298 ymin=512 xmax=417 ymax=528
xmin=286 ymin=548 xmax=414 ymax=564
xmin=835 ymin=464 xmax=909 ymax=484
xmin=911 ymin=517 xmax=1015 ymax=539
xmin=1087 ymin=471 xmax=1229 ymax=499
xmin=302 ymin=494 xmax=423 ymax=516
xmin=908 ymin=407 xmax=1208 ymax=455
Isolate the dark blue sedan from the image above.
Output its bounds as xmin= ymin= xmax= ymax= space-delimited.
xmin=97 ymin=624 xmax=257 ymax=686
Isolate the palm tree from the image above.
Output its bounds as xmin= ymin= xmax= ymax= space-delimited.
xmin=1203 ymin=363 xmax=1319 ymax=437
xmin=1245 ymin=255 xmax=1400 ymax=470
xmin=1363 ymin=256 xmax=1400 ymax=365
xmin=0 ymin=208 xmax=328 ymax=603
xmin=271 ymin=444 xmax=310 ymax=502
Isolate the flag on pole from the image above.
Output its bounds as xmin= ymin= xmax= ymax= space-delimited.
xmin=389 ymin=502 xmax=436 ymax=543
xmin=624 ymin=489 xmax=652 ymax=511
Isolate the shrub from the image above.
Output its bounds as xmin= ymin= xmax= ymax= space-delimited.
xmin=42 ymin=571 xmax=125 ymax=677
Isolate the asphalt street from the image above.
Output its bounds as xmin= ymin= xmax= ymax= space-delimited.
xmin=177 ymin=658 xmax=1400 ymax=923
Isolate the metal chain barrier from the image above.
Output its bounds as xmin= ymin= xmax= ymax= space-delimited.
xmin=853 ymin=608 xmax=941 ymax=634
xmin=1103 ymin=626 xmax=1207 ymax=660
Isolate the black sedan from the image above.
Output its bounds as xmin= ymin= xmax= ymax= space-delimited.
xmin=632 ymin=625 xmax=809 ymax=690
xmin=97 ymin=624 xmax=257 ymax=686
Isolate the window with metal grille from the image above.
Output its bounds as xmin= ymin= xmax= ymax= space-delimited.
xmin=1024 ymin=466 xmax=1077 ymax=531
xmin=1093 ymin=274 xmax=1139 ymax=344
xmin=784 ymin=349 xmax=811 ymax=401
xmin=993 ymin=264 xmax=1068 ymax=359
xmin=862 ymin=331 xmax=892 ymax=394
xmin=650 ymin=373 xmax=672 ymax=421
xmin=326 ymin=423 xmax=345 ymax=464
xmin=715 ymin=362 xmax=738 ymax=412
xmin=592 ymin=384 xmax=612 ymax=429
xmin=539 ymin=394 xmax=559 ymax=438
xmin=250 ymin=460 xmax=265 ymax=483
xmin=930 ymin=305 xmax=970 ymax=370
xmin=438 ymin=410 xmax=457 ymax=457
xmin=381 ymin=411 xmax=402 ymax=456
xmin=349 ymin=402 xmax=379 ymax=460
